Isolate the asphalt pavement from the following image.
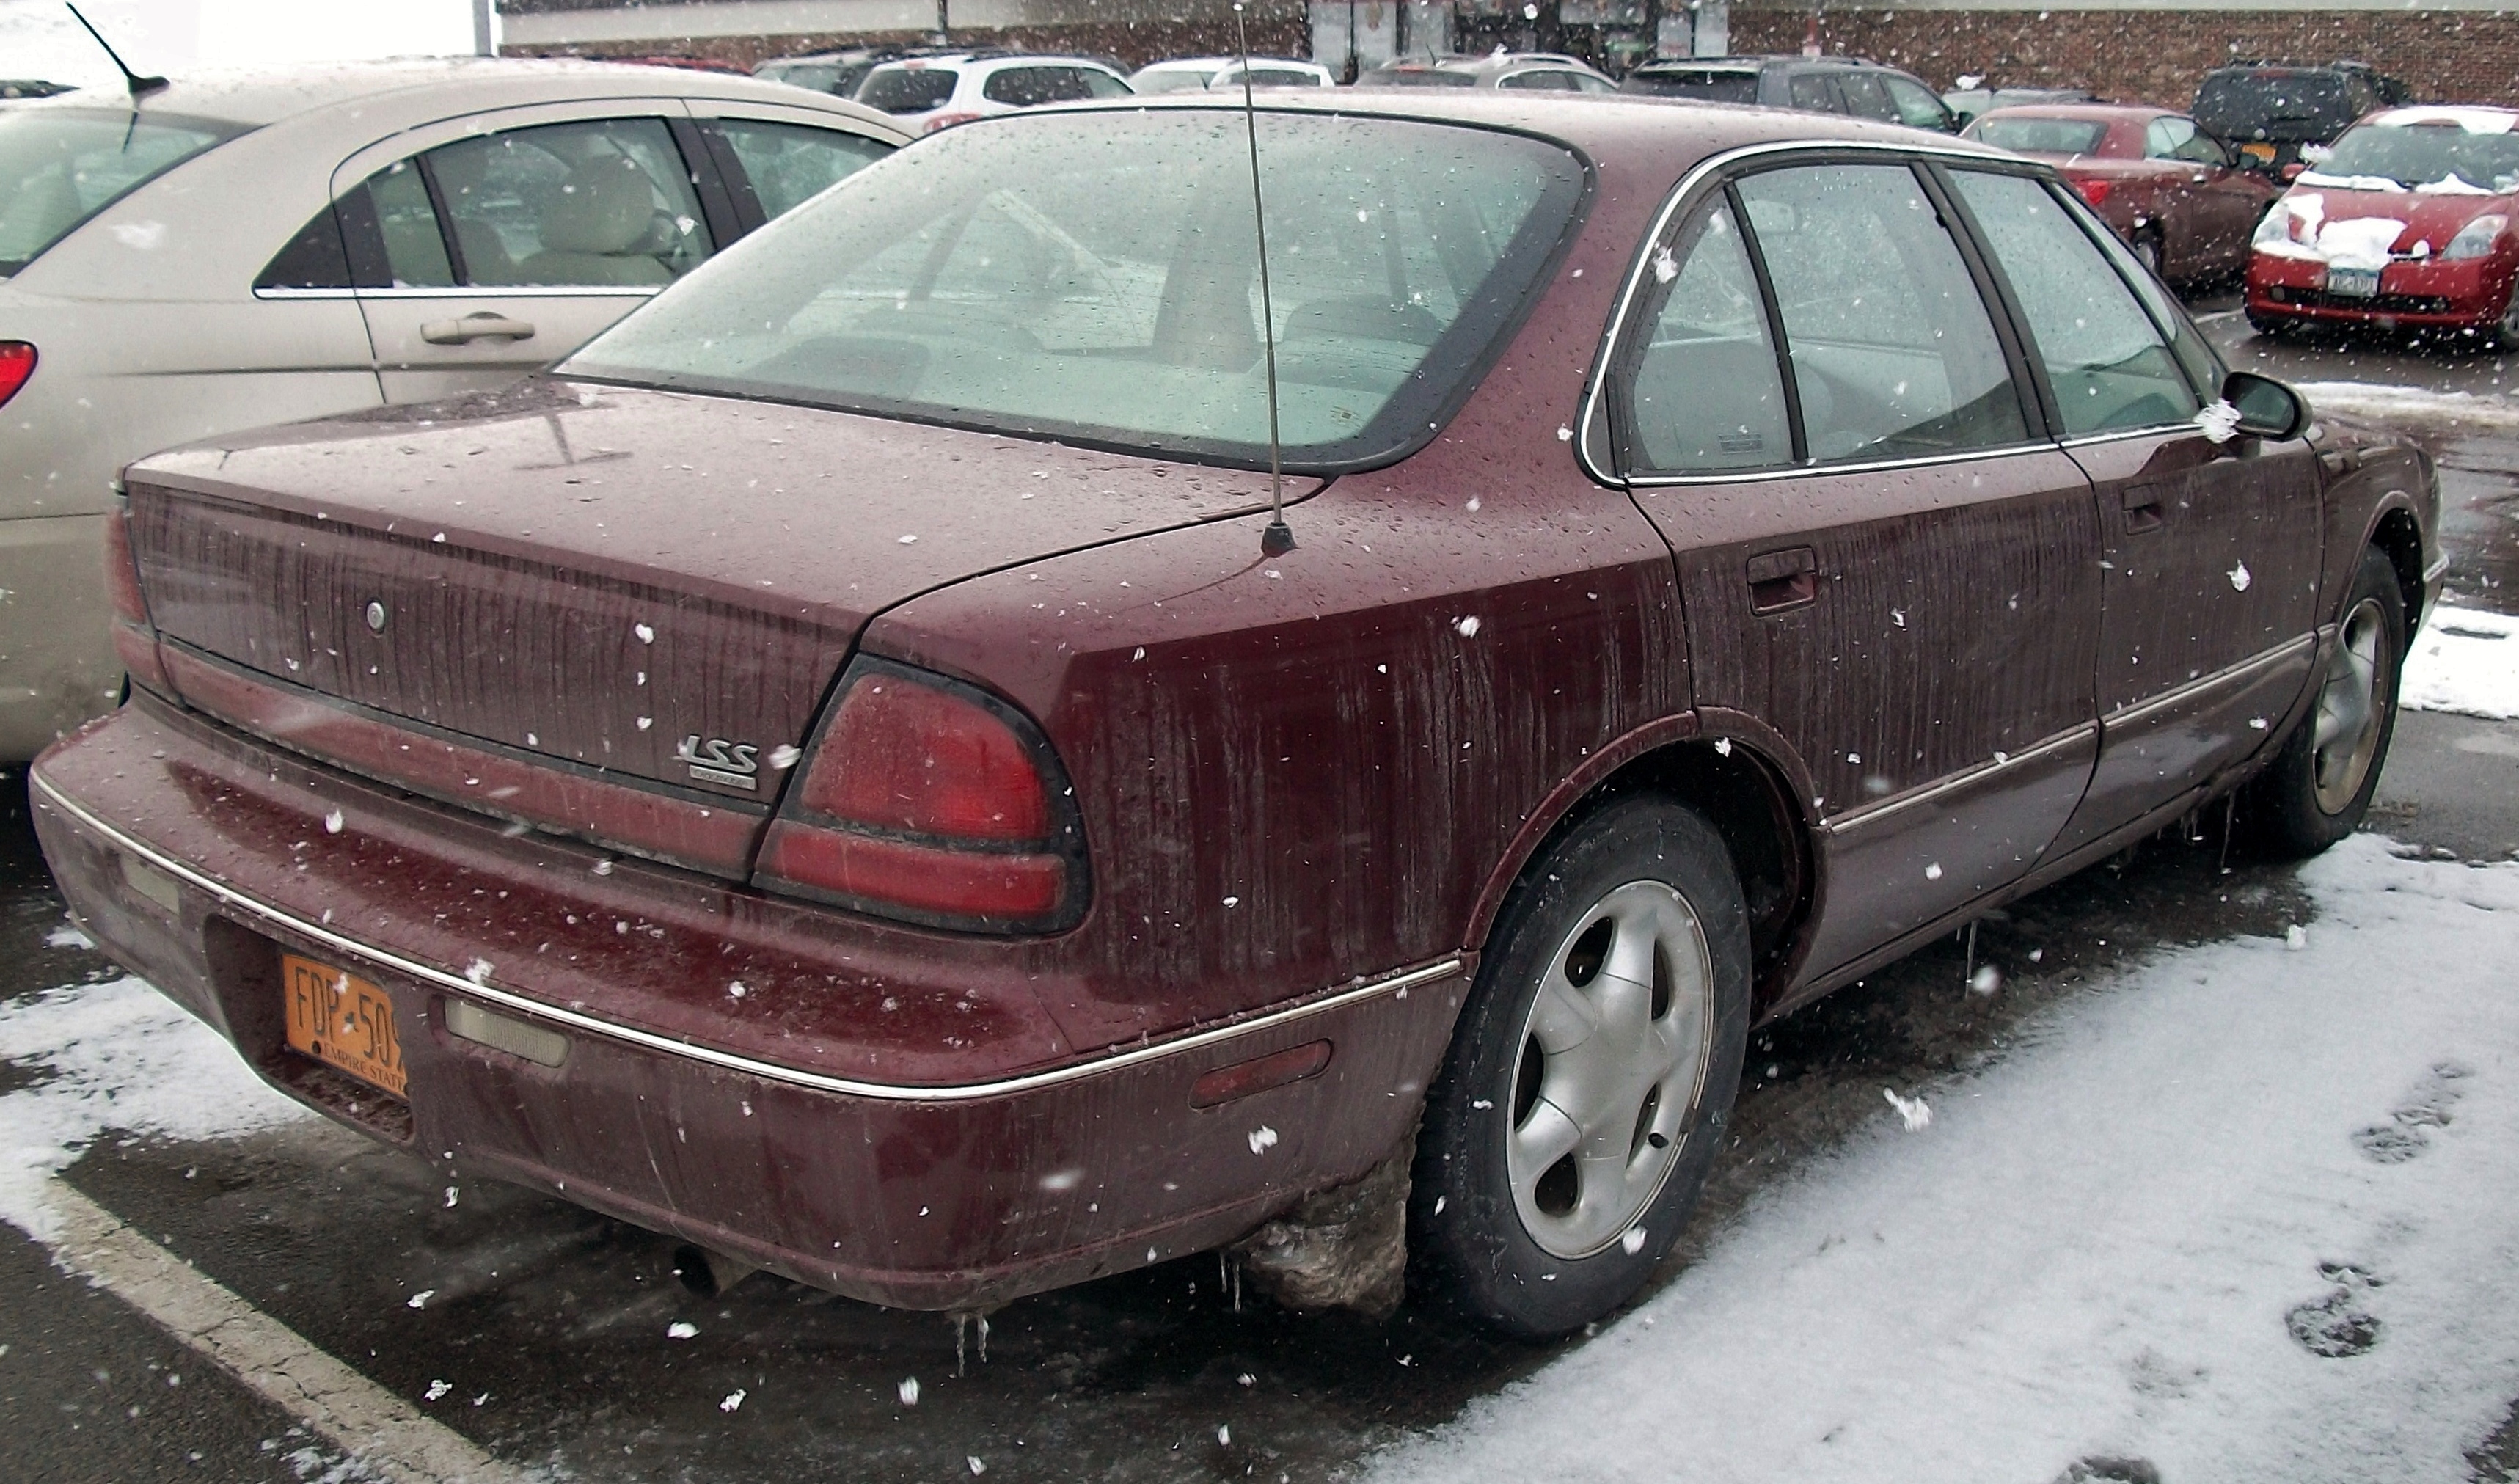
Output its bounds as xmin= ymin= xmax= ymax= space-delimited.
xmin=4 ymin=315 xmax=2518 ymax=1483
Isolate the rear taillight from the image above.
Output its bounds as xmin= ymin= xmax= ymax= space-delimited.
xmin=2072 ymin=176 xmax=2113 ymax=207
xmin=102 ymin=499 xmax=167 ymax=692
xmin=924 ymin=111 xmax=983 ymax=133
xmin=755 ymin=661 xmax=1085 ymax=932
xmin=0 ymin=342 xmax=32 ymax=409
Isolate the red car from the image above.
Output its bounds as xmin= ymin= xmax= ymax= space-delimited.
xmin=1967 ymin=103 xmax=2278 ymax=282
xmin=35 ymin=93 xmax=2437 ymax=1340
xmin=2248 ymin=105 xmax=2519 ymax=344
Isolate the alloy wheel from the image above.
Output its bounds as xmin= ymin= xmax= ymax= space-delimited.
xmin=2311 ymin=593 xmax=2392 ymax=814
xmin=1505 ymin=880 xmax=1715 ymax=1260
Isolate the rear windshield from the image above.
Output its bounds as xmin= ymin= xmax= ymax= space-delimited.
xmin=858 ymin=67 xmax=958 ymax=114
xmin=1969 ymin=117 xmax=2110 ymax=156
xmin=2195 ymin=72 xmax=2354 ymax=142
xmin=0 ymin=108 xmax=238 ymax=275
xmin=565 ymin=110 xmax=1586 ymax=471
xmin=2312 ymin=118 xmax=2519 ymax=192
xmin=1623 ymin=69 xmax=1759 ymax=103
xmin=1364 ymin=67 xmax=1480 ymax=88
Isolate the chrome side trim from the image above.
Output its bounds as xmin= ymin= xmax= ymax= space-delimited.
xmin=254 ymin=285 xmax=662 ymax=302
xmin=2100 ymin=634 xmax=2317 ymax=731
xmin=33 ymin=773 xmax=1461 ymax=1104
xmin=2423 ymin=552 xmax=2451 ymax=582
xmin=1821 ymin=721 xmax=2095 ymax=836
xmin=1574 ymin=136 xmax=2033 ymax=486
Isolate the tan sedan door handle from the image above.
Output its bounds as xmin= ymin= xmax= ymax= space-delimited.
xmin=420 ymin=312 xmax=536 ymax=346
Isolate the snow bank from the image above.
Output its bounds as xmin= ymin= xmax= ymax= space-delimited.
xmin=2404 ymin=604 xmax=2519 ymax=720
xmin=1367 ymin=837 xmax=2519 ymax=1483
xmin=0 ymin=976 xmax=306 ymax=1242
xmin=2298 ymin=381 xmax=2519 ymax=429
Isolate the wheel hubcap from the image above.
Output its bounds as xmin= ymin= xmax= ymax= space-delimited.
xmin=2311 ymin=594 xmax=2391 ymax=814
xmin=1505 ymin=880 xmax=1715 ymax=1260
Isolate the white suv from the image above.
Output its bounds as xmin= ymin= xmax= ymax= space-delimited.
xmin=856 ymin=53 xmax=1133 ymax=132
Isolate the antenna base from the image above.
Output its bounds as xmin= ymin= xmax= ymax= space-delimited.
xmin=1260 ymin=520 xmax=1296 ymax=557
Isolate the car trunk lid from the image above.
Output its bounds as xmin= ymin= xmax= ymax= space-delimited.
xmin=123 ymin=379 xmax=1314 ymax=876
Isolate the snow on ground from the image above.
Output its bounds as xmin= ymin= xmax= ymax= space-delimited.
xmin=2404 ymin=604 xmax=2519 ymax=720
xmin=1367 ymin=836 xmax=2519 ymax=1484
xmin=2300 ymin=381 xmax=2519 ymax=429
xmin=0 ymin=976 xmax=305 ymax=1242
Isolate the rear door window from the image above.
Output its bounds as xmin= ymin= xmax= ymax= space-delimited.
xmin=1620 ymin=200 xmax=1788 ymax=473
xmin=0 ymin=109 xmax=238 ymax=275
xmin=1882 ymin=76 xmax=1951 ymax=130
xmin=983 ymin=67 xmax=1100 ymax=106
xmin=1837 ymin=73 xmax=1902 ymax=124
xmin=1626 ymin=68 xmax=1760 ymax=103
xmin=860 ymin=67 xmax=959 ymax=114
xmin=1499 ymin=70 xmax=1578 ymax=91
xmin=714 ymin=120 xmax=891 ymax=219
xmin=423 ymin=117 xmax=711 ymax=288
xmin=1787 ymin=73 xmax=1840 ymax=112
xmin=1735 ymin=163 xmax=2028 ymax=462
xmin=1948 ymin=169 xmax=2201 ymax=436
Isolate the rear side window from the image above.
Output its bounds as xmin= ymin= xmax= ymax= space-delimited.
xmin=0 ymin=109 xmax=238 ymax=275
xmin=1838 ymin=73 xmax=1901 ymax=124
xmin=256 ymin=202 xmax=354 ymax=290
xmin=1622 ymin=200 xmax=1788 ymax=473
xmin=716 ymin=120 xmax=892 ymax=219
xmin=363 ymin=157 xmax=455 ymax=288
xmin=1736 ymin=164 xmax=2027 ymax=463
xmin=1882 ymin=76 xmax=1950 ymax=130
xmin=1949 ymin=169 xmax=2200 ymax=436
xmin=860 ymin=67 xmax=959 ymax=114
xmin=1787 ymin=73 xmax=1838 ymax=112
xmin=1499 ymin=70 xmax=1578 ymax=92
xmin=425 ymin=117 xmax=712 ymax=288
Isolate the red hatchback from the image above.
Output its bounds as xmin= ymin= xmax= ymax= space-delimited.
xmin=36 ymin=94 xmax=2438 ymax=1339
xmin=1967 ymin=103 xmax=2278 ymax=283
xmin=2248 ymin=105 xmax=2519 ymax=343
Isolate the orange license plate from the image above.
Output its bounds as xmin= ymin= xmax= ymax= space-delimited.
xmin=2240 ymin=141 xmax=2277 ymax=163
xmin=282 ymin=953 xmax=407 ymax=1097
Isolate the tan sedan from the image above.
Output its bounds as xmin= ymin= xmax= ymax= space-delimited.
xmin=0 ymin=59 xmax=908 ymax=761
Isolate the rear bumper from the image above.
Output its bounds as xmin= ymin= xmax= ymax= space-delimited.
xmin=31 ymin=694 xmax=1464 ymax=1310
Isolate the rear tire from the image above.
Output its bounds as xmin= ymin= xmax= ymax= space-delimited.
xmin=1410 ymin=797 xmax=1750 ymax=1340
xmin=2238 ymin=546 xmax=2405 ymax=858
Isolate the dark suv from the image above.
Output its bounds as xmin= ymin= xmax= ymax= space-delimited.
xmin=2193 ymin=61 xmax=2413 ymax=172
xmin=1623 ymin=54 xmax=1958 ymax=131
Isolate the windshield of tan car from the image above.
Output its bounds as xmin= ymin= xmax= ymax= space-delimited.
xmin=564 ymin=110 xmax=1585 ymax=469
xmin=2315 ymin=120 xmax=2519 ymax=191
xmin=0 ymin=109 xmax=239 ymax=275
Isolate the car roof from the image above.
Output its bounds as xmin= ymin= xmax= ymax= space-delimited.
xmin=1372 ymin=52 xmax=1599 ymax=76
xmin=1031 ymin=87 xmax=2018 ymax=168
xmin=2363 ymin=104 xmax=2519 ymax=129
xmin=0 ymin=56 xmax=898 ymax=131
xmin=871 ymin=53 xmax=1118 ymax=73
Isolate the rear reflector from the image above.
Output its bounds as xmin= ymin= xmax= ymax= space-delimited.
xmin=445 ymin=999 xmax=568 ymax=1067
xmin=0 ymin=342 xmax=31 ymax=409
xmin=1190 ymin=1040 xmax=1334 ymax=1108
xmin=756 ymin=660 xmax=1084 ymax=933
xmin=2072 ymin=176 xmax=2113 ymax=206
xmin=103 ymin=504 xmax=166 ymax=690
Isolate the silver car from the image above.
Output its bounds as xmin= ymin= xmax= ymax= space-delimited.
xmin=0 ymin=59 xmax=908 ymax=761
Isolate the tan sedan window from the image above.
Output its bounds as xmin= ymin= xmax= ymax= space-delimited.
xmin=427 ymin=118 xmax=712 ymax=288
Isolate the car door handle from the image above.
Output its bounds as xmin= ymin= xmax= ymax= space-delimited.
xmin=420 ymin=313 xmax=536 ymax=346
xmin=2122 ymin=486 xmax=2167 ymax=533
xmin=1746 ymin=546 xmax=1818 ymax=613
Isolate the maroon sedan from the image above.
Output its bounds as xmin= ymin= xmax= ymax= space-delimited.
xmin=35 ymin=93 xmax=2438 ymax=1339
xmin=1967 ymin=103 xmax=2278 ymax=282
xmin=2248 ymin=105 xmax=2519 ymax=344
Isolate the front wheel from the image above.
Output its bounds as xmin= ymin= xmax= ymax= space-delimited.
xmin=2238 ymin=545 xmax=2405 ymax=857
xmin=1410 ymin=797 xmax=1750 ymax=1339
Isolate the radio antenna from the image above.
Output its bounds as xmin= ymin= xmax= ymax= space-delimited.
xmin=1232 ymin=1 xmax=1295 ymax=558
xmin=65 ymin=3 xmax=166 ymax=100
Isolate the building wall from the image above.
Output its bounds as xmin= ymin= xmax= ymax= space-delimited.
xmin=499 ymin=0 xmax=1305 ymax=70
xmin=1729 ymin=4 xmax=2519 ymax=110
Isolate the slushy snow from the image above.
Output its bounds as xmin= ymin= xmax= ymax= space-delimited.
xmin=2402 ymin=604 xmax=2519 ymax=720
xmin=1365 ymin=836 xmax=2519 ymax=1484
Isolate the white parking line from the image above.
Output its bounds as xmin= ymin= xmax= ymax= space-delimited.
xmin=43 ymin=1178 xmax=534 ymax=1484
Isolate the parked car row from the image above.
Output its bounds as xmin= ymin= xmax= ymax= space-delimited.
xmin=11 ymin=55 xmax=2432 ymax=1346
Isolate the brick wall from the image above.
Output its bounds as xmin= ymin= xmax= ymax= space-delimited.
xmin=507 ymin=15 xmax=1306 ymax=73
xmin=1728 ymin=7 xmax=2519 ymax=111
